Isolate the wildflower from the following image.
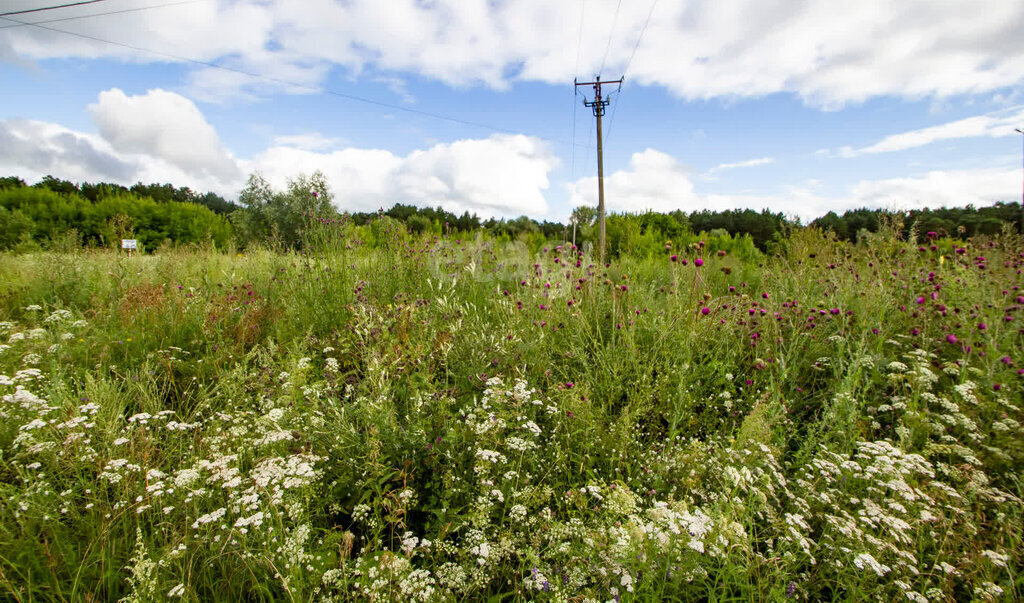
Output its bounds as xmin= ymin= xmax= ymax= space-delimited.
xmin=981 ymin=550 xmax=1008 ymax=568
xmin=694 ymin=258 xmax=704 ymax=267
xmin=853 ymin=552 xmax=891 ymax=576
xmin=945 ymin=333 xmax=958 ymax=344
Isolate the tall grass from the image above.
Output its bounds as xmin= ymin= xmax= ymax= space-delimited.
xmin=0 ymin=222 xmax=1020 ymax=601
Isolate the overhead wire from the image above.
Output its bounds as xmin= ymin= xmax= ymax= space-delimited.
xmin=603 ymin=0 xmax=658 ymax=145
xmin=0 ymin=0 xmax=109 ymax=17
xmin=571 ymin=0 xmax=585 ymax=184
xmin=0 ymin=13 xmax=594 ymax=151
xmin=0 ymin=0 xmax=206 ymax=30
xmin=598 ymin=0 xmax=622 ymax=77
xmin=623 ymin=0 xmax=658 ymax=79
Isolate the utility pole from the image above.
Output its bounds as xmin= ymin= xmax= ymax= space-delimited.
xmin=576 ymin=75 xmax=622 ymax=263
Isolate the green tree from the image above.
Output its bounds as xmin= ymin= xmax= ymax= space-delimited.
xmin=0 ymin=205 xmax=34 ymax=249
xmin=232 ymin=171 xmax=337 ymax=249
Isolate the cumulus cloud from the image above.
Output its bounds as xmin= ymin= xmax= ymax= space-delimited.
xmin=570 ymin=148 xmax=1019 ymax=222
xmin=3 ymin=84 xmax=558 ymax=217
xmin=247 ymin=134 xmax=558 ymax=217
xmin=4 ymin=1 xmax=1024 ymax=106
xmin=569 ymin=149 xmax=698 ymax=214
xmin=88 ymin=88 xmax=242 ymax=183
xmin=846 ymin=168 xmax=1020 ymax=211
xmin=0 ymin=118 xmax=136 ymax=183
xmin=837 ymin=107 xmax=1024 ymax=157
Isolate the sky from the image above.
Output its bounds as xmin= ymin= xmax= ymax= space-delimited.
xmin=1 ymin=0 xmax=1023 ymax=223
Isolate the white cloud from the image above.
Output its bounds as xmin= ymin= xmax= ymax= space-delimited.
xmin=838 ymin=107 xmax=1024 ymax=157
xmin=569 ymin=148 xmax=1019 ymax=222
xmin=0 ymin=116 xmax=241 ymax=196
xmin=569 ymin=149 xmax=697 ymax=214
xmin=710 ymin=157 xmax=775 ymax=172
xmin=0 ymin=118 xmax=136 ymax=183
xmin=3 ymin=86 xmax=558 ymax=217
xmin=5 ymin=1 xmax=1024 ymax=106
xmin=846 ymin=168 xmax=1020 ymax=211
xmin=88 ymin=88 xmax=241 ymax=183
xmin=247 ymin=134 xmax=558 ymax=217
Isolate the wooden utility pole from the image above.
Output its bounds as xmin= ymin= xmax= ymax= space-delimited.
xmin=576 ymin=76 xmax=622 ymax=263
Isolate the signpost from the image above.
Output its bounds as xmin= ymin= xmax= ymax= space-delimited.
xmin=121 ymin=239 xmax=137 ymax=256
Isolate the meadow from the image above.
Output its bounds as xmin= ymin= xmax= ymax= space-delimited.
xmin=0 ymin=218 xmax=1021 ymax=601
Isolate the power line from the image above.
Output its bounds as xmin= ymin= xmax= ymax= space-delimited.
xmin=571 ymin=0 xmax=585 ymax=183
xmin=0 ymin=0 xmax=206 ymax=30
xmin=623 ymin=0 xmax=658 ymax=78
xmin=573 ymin=0 xmax=585 ymax=77
xmin=1 ymin=0 xmax=109 ymax=17
xmin=1 ymin=14 xmax=594 ymax=150
xmin=598 ymin=0 xmax=622 ymax=76
xmin=605 ymin=0 xmax=658 ymax=145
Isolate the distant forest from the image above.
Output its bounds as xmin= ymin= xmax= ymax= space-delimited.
xmin=0 ymin=173 xmax=1021 ymax=254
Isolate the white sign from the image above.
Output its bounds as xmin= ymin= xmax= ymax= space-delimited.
xmin=121 ymin=239 xmax=138 ymax=250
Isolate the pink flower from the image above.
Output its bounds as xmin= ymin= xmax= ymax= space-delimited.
xmin=701 ymin=307 xmax=710 ymax=315
xmin=694 ymin=258 xmax=704 ymax=267
xmin=945 ymin=333 xmax=958 ymax=344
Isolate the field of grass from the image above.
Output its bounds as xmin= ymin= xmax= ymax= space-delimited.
xmin=0 ymin=220 xmax=1021 ymax=601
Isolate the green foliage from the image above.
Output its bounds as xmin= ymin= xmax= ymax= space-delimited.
xmin=0 ymin=226 xmax=1020 ymax=601
xmin=232 ymin=171 xmax=336 ymax=249
xmin=0 ymin=186 xmax=232 ymax=250
xmin=813 ymin=203 xmax=1024 ymax=241
xmin=0 ymin=205 xmax=34 ymax=250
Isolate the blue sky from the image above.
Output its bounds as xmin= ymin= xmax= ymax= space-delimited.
xmin=1 ymin=0 xmax=1023 ymax=222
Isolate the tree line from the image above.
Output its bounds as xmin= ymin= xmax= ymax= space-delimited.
xmin=811 ymin=203 xmax=1023 ymax=242
xmin=0 ymin=176 xmax=234 ymax=251
xmin=1 ymin=172 xmax=1021 ymax=253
